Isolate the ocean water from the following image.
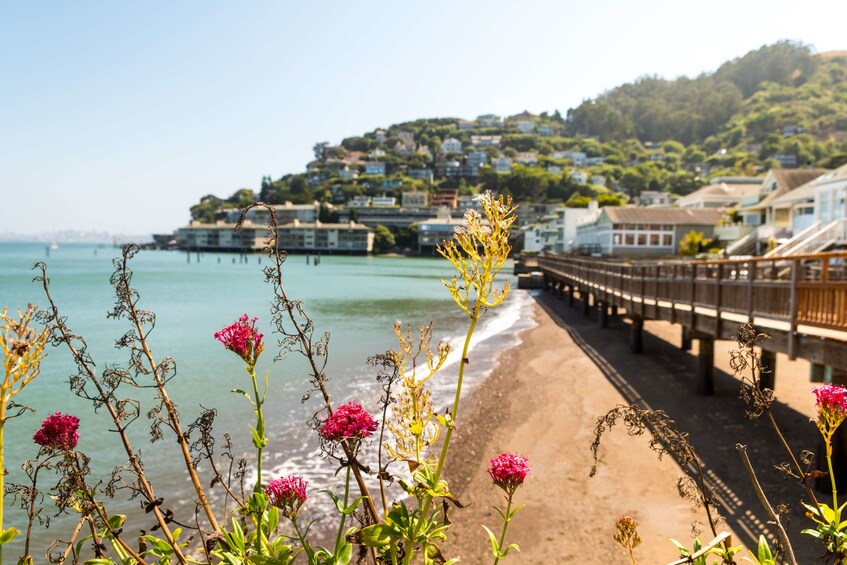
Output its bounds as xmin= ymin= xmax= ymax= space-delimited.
xmin=0 ymin=242 xmax=535 ymax=557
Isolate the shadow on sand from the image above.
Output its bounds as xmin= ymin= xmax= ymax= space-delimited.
xmin=533 ymin=290 xmax=826 ymax=562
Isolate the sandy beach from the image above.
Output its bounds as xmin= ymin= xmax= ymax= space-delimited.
xmin=441 ymin=289 xmax=825 ymax=563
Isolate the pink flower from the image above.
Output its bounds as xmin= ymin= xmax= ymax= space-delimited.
xmin=265 ymin=475 xmax=308 ymax=518
xmin=814 ymin=384 xmax=847 ymax=436
xmin=33 ymin=412 xmax=80 ymax=451
xmin=487 ymin=452 xmax=530 ymax=494
xmin=215 ymin=315 xmax=264 ymax=365
xmin=318 ymin=402 xmax=378 ymax=442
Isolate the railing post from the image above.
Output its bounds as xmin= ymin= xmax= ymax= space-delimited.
xmin=789 ymin=259 xmax=799 ymax=360
xmin=715 ymin=262 xmax=723 ymax=337
xmin=747 ymin=259 xmax=755 ymax=322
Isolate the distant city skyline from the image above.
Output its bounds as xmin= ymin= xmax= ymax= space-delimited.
xmin=2 ymin=0 xmax=845 ymax=236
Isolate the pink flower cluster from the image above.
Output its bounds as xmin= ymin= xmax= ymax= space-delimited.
xmin=814 ymin=384 xmax=847 ymax=434
xmin=33 ymin=412 xmax=80 ymax=451
xmin=487 ymin=452 xmax=530 ymax=494
xmin=265 ymin=474 xmax=308 ymax=518
xmin=318 ymin=402 xmax=378 ymax=442
xmin=215 ymin=315 xmax=264 ymax=365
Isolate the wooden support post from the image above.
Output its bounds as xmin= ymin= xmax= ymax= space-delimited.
xmin=610 ymin=304 xmax=618 ymax=317
xmin=759 ymin=349 xmax=776 ymax=391
xmin=697 ymin=338 xmax=715 ymax=396
xmin=810 ymin=363 xmax=826 ymax=383
xmin=557 ymin=282 xmax=564 ymax=299
xmin=598 ymin=302 xmax=608 ymax=328
xmin=567 ymin=285 xmax=575 ymax=307
xmin=630 ymin=316 xmax=643 ymax=354
xmin=681 ymin=326 xmax=692 ymax=351
xmin=582 ymin=292 xmax=591 ymax=317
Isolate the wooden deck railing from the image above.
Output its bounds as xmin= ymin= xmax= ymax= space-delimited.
xmin=536 ymin=251 xmax=847 ymax=333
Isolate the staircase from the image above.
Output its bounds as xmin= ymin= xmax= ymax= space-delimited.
xmin=723 ymin=231 xmax=758 ymax=256
xmin=764 ymin=219 xmax=847 ymax=257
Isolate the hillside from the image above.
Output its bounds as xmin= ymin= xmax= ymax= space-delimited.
xmin=190 ymin=41 xmax=847 ymax=223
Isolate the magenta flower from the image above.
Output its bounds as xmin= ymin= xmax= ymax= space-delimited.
xmin=265 ymin=475 xmax=308 ymax=518
xmin=814 ymin=384 xmax=847 ymax=437
xmin=33 ymin=412 xmax=80 ymax=451
xmin=215 ymin=314 xmax=264 ymax=365
xmin=318 ymin=402 xmax=378 ymax=442
xmin=487 ymin=452 xmax=530 ymax=495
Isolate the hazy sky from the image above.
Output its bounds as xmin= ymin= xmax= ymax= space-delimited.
xmin=2 ymin=0 xmax=845 ymax=236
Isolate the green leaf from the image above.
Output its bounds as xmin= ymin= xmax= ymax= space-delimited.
xmin=0 ymin=527 xmax=20 ymax=545
xmin=251 ymin=425 xmax=268 ymax=449
xmin=336 ymin=538 xmax=353 ymax=565
xmin=107 ymin=514 xmax=127 ymax=530
xmin=482 ymin=525 xmax=501 ymax=557
xmin=84 ymin=560 xmax=118 ymax=565
xmin=231 ymin=388 xmax=255 ymax=404
xmin=757 ymin=535 xmax=773 ymax=561
xmin=352 ymin=524 xmax=398 ymax=548
xmin=246 ymin=557 xmax=291 ymax=565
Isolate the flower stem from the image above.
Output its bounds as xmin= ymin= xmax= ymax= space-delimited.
xmin=492 ymin=493 xmax=513 ymax=565
xmin=292 ymin=516 xmax=315 ymax=563
xmin=827 ymin=438 xmax=839 ymax=521
xmin=335 ymin=465 xmax=351 ymax=552
xmin=249 ymin=366 xmax=266 ymax=492
xmin=0 ymin=416 xmax=5 ymax=565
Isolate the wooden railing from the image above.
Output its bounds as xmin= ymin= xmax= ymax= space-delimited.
xmin=536 ymin=251 xmax=847 ymax=333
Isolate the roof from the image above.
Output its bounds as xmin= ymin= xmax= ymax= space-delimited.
xmin=602 ymin=207 xmax=724 ymax=226
xmin=678 ymin=182 xmax=761 ymax=203
xmin=180 ymin=221 xmax=372 ymax=231
xmin=770 ymin=168 xmax=830 ymax=191
xmin=813 ymin=162 xmax=847 ymax=186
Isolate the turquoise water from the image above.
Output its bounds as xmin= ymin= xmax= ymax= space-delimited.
xmin=0 ymin=242 xmax=534 ymax=557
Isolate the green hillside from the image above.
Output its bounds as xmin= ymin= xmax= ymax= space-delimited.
xmin=191 ymin=41 xmax=847 ymax=222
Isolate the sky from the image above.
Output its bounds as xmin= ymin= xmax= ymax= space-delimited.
xmin=1 ymin=0 xmax=845 ymax=237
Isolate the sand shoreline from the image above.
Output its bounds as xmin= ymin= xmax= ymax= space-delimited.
xmin=440 ymin=290 xmax=824 ymax=563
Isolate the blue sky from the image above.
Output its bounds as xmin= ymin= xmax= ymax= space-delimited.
xmin=2 ymin=0 xmax=845 ymax=236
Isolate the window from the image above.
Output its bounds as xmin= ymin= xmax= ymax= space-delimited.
xmin=650 ymin=234 xmax=660 ymax=246
xmin=662 ymin=234 xmax=673 ymax=246
xmin=625 ymin=233 xmax=635 ymax=246
xmin=637 ymin=234 xmax=647 ymax=246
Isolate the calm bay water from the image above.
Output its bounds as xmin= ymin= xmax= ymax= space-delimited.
xmin=0 ymin=242 xmax=534 ymax=557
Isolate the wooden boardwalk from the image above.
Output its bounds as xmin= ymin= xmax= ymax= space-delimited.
xmin=529 ymin=251 xmax=847 ymax=392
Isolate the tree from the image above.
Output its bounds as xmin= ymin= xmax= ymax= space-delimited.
xmin=372 ymin=225 xmax=395 ymax=254
xmin=678 ymin=230 xmax=717 ymax=256
xmin=190 ymin=194 xmax=222 ymax=223
xmin=313 ymin=142 xmax=329 ymax=161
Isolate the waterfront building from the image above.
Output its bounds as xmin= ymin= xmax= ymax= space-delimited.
xmin=574 ymin=206 xmax=724 ymax=257
xmin=815 ymin=163 xmax=847 ymax=224
xmin=228 ymin=201 xmax=322 ymax=225
xmin=176 ymin=220 xmax=374 ymax=254
xmin=540 ymin=205 xmax=596 ymax=252
xmin=417 ymin=210 xmax=473 ymax=254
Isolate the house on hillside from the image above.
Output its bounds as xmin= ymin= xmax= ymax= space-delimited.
xmin=574 ymin=207 xmax=724 ymax=257
xmin=493 ymin=157 xmax=513 ymax=173
xmin=541 ymin=205 xmax=597 ymax=252
xmin=516 ymin=152 xmax=538 ymax=165
xmin=477 ymin=114 xmax=502 ymax=127
xmin=441 ymin=137 xmax=463 ymax=154
xmin=516 ymin=120 xmax=535 ymax=133
xmin=570 ymin=169 xmax=588 ymax=184
xmin=457 ymin=119 xmax=476 ymax=130
xmin=364 ymin=162 xmax=387 ymax=176
xmin=470 ymin=135 xmax=502 ymax=147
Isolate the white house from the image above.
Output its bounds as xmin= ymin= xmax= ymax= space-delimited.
xmin=677 ymin=179 xmax=762 ymax=209
xmin=516 ymin=120 xmax=535 ymax=133
xmin=516 ymin=152 xmax=538 ymax=166
xmin=402 ymin=191 xmax=428 ymax=208
xmin=364 ymin=162 xmax=386 ymax=176
xmin=442 ymin=137 xmax=463 ymax=154
xmin=815 ymin=163 xmax=847 ymax=224
xmin=540 ymin=205 xmax=597 ymax=252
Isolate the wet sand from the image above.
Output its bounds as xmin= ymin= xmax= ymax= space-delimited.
xmin=441 ymin=290 xmax=824 ymax=563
